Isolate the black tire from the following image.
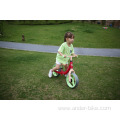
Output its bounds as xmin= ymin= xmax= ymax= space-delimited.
xmin=66 ymin=72 xmax=79 ymax=88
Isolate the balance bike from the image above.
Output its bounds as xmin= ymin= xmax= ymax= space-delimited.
xmin=52 ymin=56 xmax=79 ymax=88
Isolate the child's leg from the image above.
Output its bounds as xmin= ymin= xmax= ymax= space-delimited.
xmin=48 ymin=64 xmax=60 ymax=78
xmin=62 ymin=64 xmax=68 ymax=71
xmin=65 ymin=64 xmax=68 ymax=71
xmin=68 ymin=69 xmax=75 ymax=82
xmin=51 ymin=64 xmax=60 ymax=72
xmin=61 ymin=63 xmax=68 ymax=77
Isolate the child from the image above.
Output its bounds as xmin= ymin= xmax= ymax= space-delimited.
xmin=48 ymin=32 xmax=77 ymax=79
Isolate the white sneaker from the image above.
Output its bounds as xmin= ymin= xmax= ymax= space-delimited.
xmin=48 ymin=69 xmax=52 ymax=78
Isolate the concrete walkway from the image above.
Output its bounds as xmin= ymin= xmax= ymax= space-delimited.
xmin=0 ymin=41 xmax=120 ymax=57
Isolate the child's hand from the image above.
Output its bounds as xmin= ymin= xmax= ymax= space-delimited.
xmin=74 ymin=54 xmax=78 ymax=57
xmin=69 ymin=77 xmax=72 ymax=82
xmin=63 ymin=55 xmax=67 ymax=58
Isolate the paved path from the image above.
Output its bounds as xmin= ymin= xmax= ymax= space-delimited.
xmin=0 ymin=41 xmax=120 ymax=57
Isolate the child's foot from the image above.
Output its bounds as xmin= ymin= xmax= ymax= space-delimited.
xmin=48 ymin=69 xmax=52 ymax=78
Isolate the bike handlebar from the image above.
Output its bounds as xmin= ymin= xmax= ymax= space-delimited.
xmin=67 ymin=56 xmax=78 ymax=58
xmin=62 ymin=55 xmax=78 ymax=58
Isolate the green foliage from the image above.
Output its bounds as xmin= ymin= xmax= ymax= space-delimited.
xmin=5 ymin=20 xmax=73 ymax=25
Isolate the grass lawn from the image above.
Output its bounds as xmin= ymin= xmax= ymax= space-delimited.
xmin=0 ymin=21 xmax=120 ymax=48
xmin=0 ymin=48 xmax=120 ymax=100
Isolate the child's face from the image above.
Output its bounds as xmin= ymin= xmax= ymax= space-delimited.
xmin=66 ymin=36 xmax=74 ymax=44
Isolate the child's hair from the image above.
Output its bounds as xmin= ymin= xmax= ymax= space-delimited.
xmin=64 ymin=32 xmax=74 ymax=42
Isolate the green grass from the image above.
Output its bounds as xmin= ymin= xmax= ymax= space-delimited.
xmin=0 ymin=21 xmax=120 ymax=48
xmin=0 ymin=48 xmax=120 ymax=100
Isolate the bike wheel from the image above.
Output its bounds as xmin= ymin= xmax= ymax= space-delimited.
xmin=66 ymin=73 xmax=79 ymax=88
xmin=52 ymin=64 xmax=61 ymax=77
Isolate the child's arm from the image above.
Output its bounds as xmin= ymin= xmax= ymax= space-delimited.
xmin=71 ymin=53 xmax=78 ymax=57
xmin=58 ymin=51 xmax=66 ymax=58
